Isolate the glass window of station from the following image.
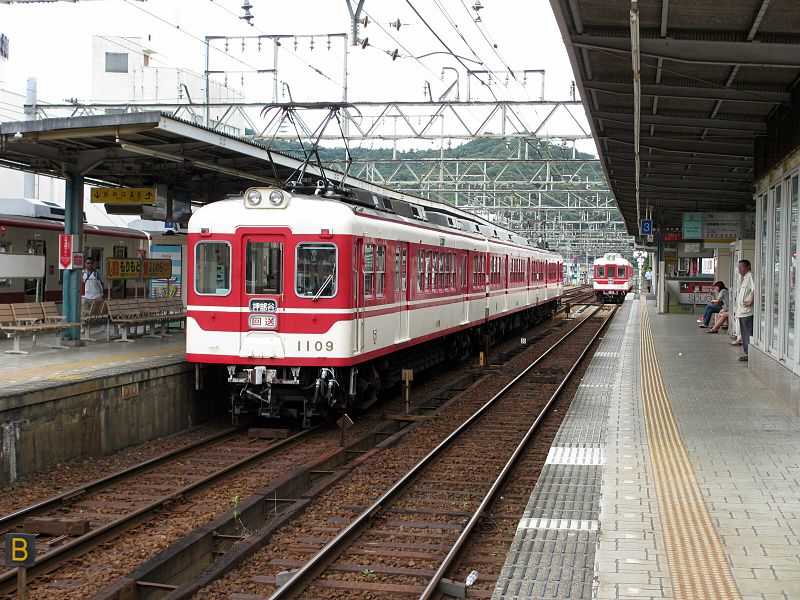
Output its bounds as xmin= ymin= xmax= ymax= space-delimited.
xmin=755 ymin=169 xmax=800 ymax=369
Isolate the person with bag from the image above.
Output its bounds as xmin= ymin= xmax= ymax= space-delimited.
xmin=82 ymin=258 xmax=104 ymax=316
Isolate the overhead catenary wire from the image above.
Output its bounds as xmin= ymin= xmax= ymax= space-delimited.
xmin=403 ymin=0 xmax=499 ymax=101
xmin=431 ymin=0 xmax=487 ymax=68
xmin=458 ymin=0 xmax=533 ymax=100
xmin=205 ymin=0 xmax=345 ymax=89
xmin=361 ymin=8 xmax=442 ymax=81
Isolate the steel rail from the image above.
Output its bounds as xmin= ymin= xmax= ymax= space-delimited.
xmin=0 ymin=425 xmax=242 ymax=531
xmin=267 ymin=306 xmax=607 ymax=600
xmin=0 ymin=426 xmax=321 ymax=593
xmin=421 ymin=305 xmax=617 ymax=598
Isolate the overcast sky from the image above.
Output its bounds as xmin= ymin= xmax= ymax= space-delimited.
xmin=1 ymin=0 xmax=589 ymax=113
xmin=0 ymin=0 xmax=597 ymax=224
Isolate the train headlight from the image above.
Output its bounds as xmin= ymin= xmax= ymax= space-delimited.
xmin=268 ymin=190 xmax=284 ymax=206
xmin=246 ymin=190 xmax=262 ymax=206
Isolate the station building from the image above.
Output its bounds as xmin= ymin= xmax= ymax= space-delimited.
xmin=550 ymin=0 xmax=800 ymax=379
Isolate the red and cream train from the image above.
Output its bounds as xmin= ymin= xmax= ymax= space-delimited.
xmin=187 ymin=187 xmax=565 ymax=423
xmin=593 ymin=252 xmax=633 ymax=303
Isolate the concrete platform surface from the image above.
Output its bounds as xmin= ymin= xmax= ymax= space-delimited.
xmin=494 ymin=296 xmax=800 ymax=600
xmin=0 ymin=332 xmax=185 ymax=398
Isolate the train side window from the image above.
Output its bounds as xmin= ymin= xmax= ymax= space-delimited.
xmin=426 ymin=250 xmax=433 ymax=291
xmin=401 ymin=248 xmax=407 ymax=293
xmin=364 ymin=244 xmax=374 ymax=298
xmin=438 ymin=252 xmax=444 ymax=291
xmin=195 ymin=241 xmax=231 ymax=296
xmin=376 ymin=244 xmax=386 ymax=298
xmin=295 ymin=243 xmax=336 ymax=298
xmin=418 ymin=250 xmax=424 ymax=292
xmin=246 ymin=241 xmax=283 ymax=295
xmin=395 ymin=247 xmax=401 ymax=293
xmin=471 ymin=255 xmax=477 ymax=288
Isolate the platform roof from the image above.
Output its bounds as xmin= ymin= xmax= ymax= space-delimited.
xmin=550 ymin=0 xmax=800 ymax=235
xmin=0 ymin=111 xmax=483 ymax=222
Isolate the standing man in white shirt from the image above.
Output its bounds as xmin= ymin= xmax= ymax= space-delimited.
xmin=82 ymin=258 xmax=104 ymax=316
xmin=735 ymin=259 xmax=755 ymax=362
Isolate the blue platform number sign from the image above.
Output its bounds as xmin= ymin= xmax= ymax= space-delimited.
xmin=640 ymin=219 xmax=653 ymax=236
xmin=5 ymin=533 xmax=35 ymax=567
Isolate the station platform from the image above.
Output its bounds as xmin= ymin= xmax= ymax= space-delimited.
xmin=0 ymin=331 xmax=218 ymax=486
xmin=0 ymin=331 xmax=185 ymax=397
xmin=494 ymin=296 xmax=800 ymax=600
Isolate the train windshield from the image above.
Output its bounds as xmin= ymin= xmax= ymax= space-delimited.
xmin=617 ymin=266 xmax=627 ymax=278
xmin=296 ymin=243 xmax=337 ymax=299
xmin=596 ymin=266 xmax=606 ymax=278
xmin=246 ymin=241 xmax=283 ymax=294
xmin=195 ymin=242 xmax=231 ymax=295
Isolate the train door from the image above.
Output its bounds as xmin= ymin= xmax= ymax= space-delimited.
xmin=240 ymin=234 xmax=283 ymax=351
xmin=354 ymin=238 xmax=365 ymax=352
xmin=23 ymin=239 xmax=46 ymax=302
xmin=396 ymin=243 xmax=410 ymax=342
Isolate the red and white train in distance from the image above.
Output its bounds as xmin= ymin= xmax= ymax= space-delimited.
xmin=593 ymin=252 xmax=634 ymax=304
xmin=186 ymin=186 xmax=564 ymax=424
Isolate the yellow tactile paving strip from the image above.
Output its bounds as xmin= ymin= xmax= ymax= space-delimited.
xmin=0 ymin=343 xmax=184 ymax=384
xmin=639 ymin=299 xmax=741 ymax=600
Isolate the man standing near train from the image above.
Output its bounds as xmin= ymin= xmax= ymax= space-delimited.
xmin=735 ymin=259 xmax=755 ymax=362
xmin=82 ymin=258 xmax=104 ymax=316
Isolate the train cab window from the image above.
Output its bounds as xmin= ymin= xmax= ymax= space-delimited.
xmin=296 ymin=243 xmax=337 ymax=298
xmin=246 ymin=241 xmax=283 ymax=295
xmin=596 ymin=266 xmax=606 ymax=278
xmin=195 ymin=242 xmax=231 ymax=295
xmin=617 ymin=266 xmax=626 ymax=278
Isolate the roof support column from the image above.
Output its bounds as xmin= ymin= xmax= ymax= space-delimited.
xmin=62 ymin=171 xmax=84 ymax=343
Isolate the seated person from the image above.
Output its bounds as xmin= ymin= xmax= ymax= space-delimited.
xmin=697 ymin=281 xmax=728 ymax=328
xmin=707 ymin=307 xmax=729 ymax=333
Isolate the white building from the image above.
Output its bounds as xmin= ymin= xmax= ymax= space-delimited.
xmin=92 ymin=36 xmax=245 ymax=136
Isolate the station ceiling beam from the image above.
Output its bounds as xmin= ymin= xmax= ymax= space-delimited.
xmin=572 ymin=35 xmax=800 ymax=67
xmin=583 ymin=81 xmax=791 ymax=105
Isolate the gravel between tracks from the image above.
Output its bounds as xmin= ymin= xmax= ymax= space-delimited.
xmin=0 ymin=421 xmax=233 ymax=516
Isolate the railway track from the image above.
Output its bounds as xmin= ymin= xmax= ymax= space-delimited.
xmin=0 ymin=301 xmax=598 ymax=599
xmin=251 ymin=305 xmax=615 ymax=600
xmin=0 ymin=425 xmax=323 ymax=596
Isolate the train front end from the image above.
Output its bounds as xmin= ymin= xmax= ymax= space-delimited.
xmin=186 ymin=188 xmax=358 ymax=425
xmin=592 ymin=253 xmax=633 ymax=303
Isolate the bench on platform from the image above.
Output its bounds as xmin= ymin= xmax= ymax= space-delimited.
xmin=0 ymin=302 xmax=80 ymax=354
xmin=105 ymin=297 xmax=186 ymax=342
